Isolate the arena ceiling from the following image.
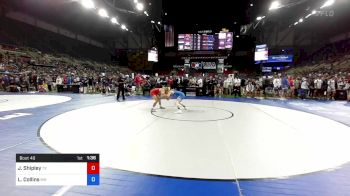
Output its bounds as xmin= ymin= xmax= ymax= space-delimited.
xmin=3 ymin=0 xmax=161 ymax=42
xmin=162 ymin=0 xmax=250 ymax=33
xmin=3 ymin=0 xmax=251 ymax=39
xmin=2 ymin=0 xmax=349 ymax=48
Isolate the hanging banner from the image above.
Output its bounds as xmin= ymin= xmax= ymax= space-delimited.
xmin=191 ymin=62 xmax=203 ymax=70
xmin=202 ymin=62 xmax=217 ymax=70
xmin=217 ymin=59 xmax=224 ymax=73
xmin=173 ymin=65 xmax=185 ymax=69
xmin=268 ymin=55 xmax=293 ymax=63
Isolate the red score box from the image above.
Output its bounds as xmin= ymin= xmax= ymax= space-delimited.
xmin=87 ymin=162 xmax=100 ymax=174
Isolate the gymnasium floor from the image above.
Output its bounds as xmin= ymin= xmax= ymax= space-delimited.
xmin=1 ymin=93 xmax=350 ymax=196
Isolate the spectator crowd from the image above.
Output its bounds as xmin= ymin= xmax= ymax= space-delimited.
xmin=1 ymin=44 xmax=350 ymax=101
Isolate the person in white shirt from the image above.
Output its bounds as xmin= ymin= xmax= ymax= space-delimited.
xmin=223 ymin=77 xmax=229 ymax=95
xmin=301 ymin=78 xmax=309 ymax=89
xmin=74 ymin=76 xmax=80 ymax=84
xmin=337 ymin=78 xmax=345 ymax=90
xmin=273 ymin=76 xmax=282 ymax=96
xmin=190 ymin=77 xmax=196 ymax=86
xmin=300 ymin=77 xmax=309 ymax=99
xmin=345 ymin=80 xmax=350 ymax=101
xmin=226 ymin=75 xmax=234 ymax=95
xmin=215 ymin=80 xmax=223 ymax=97
xmin=233 ymin=77 xmax=241 ymax=97
xmin=246 ymin=80 xmax=255 ymax=98
xmin=327 ymin=77 xmax=336 ymax=100
xmin=314 ymin=77 xmax=323 ymax=98
xmin=56 ymin=75 xmax=63 ymax=85
xmin=315 ymin=78 xmax=323 ymax=89
xmin=197 ymin=78 xmax=203 ymax=88
xmin=255 ymin=77 xmax=263 ymax=97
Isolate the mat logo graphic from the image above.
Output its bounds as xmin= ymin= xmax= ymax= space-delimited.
xmin=0 ymin=113 xmax=32 ymax=120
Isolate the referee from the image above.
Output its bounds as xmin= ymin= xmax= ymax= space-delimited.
xmin=116 ymin=74 xmax=125 ymax=101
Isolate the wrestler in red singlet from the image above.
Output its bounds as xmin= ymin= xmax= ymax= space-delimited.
xmin=150 ymin=88 xmax=161 ymax=97
xmin=151 ymin=88 xmax=167 ymax=111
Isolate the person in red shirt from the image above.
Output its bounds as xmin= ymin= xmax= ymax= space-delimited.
xmin=63 ymin=75 xmax=68 ymax=85
xmin=134 ymin=74 xmax=143 ymax=95
xmin=167 ymin=76 xmax=174 ymax=88
xmin=134 ymin=74 xmax=142 ymax=86
xmin=288 ymin=76 xmax=295 ymax=98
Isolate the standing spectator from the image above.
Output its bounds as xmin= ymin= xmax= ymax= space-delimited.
xmin=167 ymin=76 xmax=174 ymax=88
xmin=81 ymin=75 xmax=88 ymax=94
xmin=24 ymin=74 xmax=30 ymax=92
xmin=288 ymin=76 xmax=295 ymax=98
xmin=173 ymin=76 xmax=179 ymax=90
xmin=321 ymin=78 xmax=328 ymax=100
xmin=68 ymin=74 xmax=74 ymax=85
xmin=223 ymin=76 xmax=230 ymax=95
xmin=255 ymin=77 xmax=263 ymax=97
xmin=142 ymin=77 xmax=151 ymax=96
xmin=281 ymin=76 xmax=289 ymax=98
xmin=240 ymin=77 xmax=246 ymax=97
xmin=337 ymin=77 xmax=345 ymax=90
xmin=149 ymin=76 xmax=156 ymax=89
xmin=308 ymin=79 xmax=315 ymax=98
xmin=262 ymin=76 xmax=270 ymax=96
xmin=273 ymin=75 xmax=282 ymax=97
xmin=190 ymin=77 xmax=196 ymax=86
xmin=314 ymin=77 xmax=323 ymax=98
xmin=197 ymin=77 xmax=203 ymax=88
xmin=182 ymin=76 xmax=189 ymax=96
xmin=202 ymin=77 xmax=208 ymax=96
xmin=74 ymin=75 xmax=80 ymax=85
xmin=345 ymin=79 xmax=350 ymax=100
xmin=233 ymin=76 xmax=241 ymax=97
xmin=56 ymin=75 xmax=63 ymax=85
xmin=37 ymin=75 xmax=46 ymax=92
xmin=134 ymin=74 xmax=142 ymax=93
xmin=300 ymin=77 xmax=309 ymax=99
xmin=207 ymin=76 xmax=215 ymax=96
xmin=88 ymin=76 xmax=94 ymax=93
xmin=45 ymin=75 xmax=52 ymax=91
xmin=328 ymin=77 xmax=336 ymax=100
xmin=156 ymin=76 xmax=161 ymax=87
xmin=2 ymin=74 xmax=9 ymax=90
xmin=246 ymin=80 xmax=255 ymax=98
xmin=116 ymin=74 xmax=125 ymax=101
xmin=215 ymin=78 xmax=224 ymax=97
xmin=63 ymin=74 xmax=68 ymax=84
xmin=32 ymin=72 xmax=38 ymax=91
xmin=38 ymin=75 xmax=44 ymax=89
xmin=294 ymin=77 xmax=301 ymax=97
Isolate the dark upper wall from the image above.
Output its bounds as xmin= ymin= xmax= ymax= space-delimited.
xmin=253 ymin=0 xmax=350 ymax=50
xmin=0 ymin=17 xmax=111 ymax=62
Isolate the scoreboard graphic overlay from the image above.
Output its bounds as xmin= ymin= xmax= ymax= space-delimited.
xmin=16 ymin=154 xmax=99 ymax=186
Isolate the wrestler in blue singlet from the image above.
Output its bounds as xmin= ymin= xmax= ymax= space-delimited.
xmin=171 ymin=90 xmax=186 ymax=113
xmin=173 ymin=90 xmax=186 ymax=100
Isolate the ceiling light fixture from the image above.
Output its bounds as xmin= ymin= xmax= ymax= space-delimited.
xmin=136 ymin=3 xmax=144 ymax=11
xmin=269 ymin=1 xmax=281 ymax=11
xmin=98 ymin=8 xmax=109 ymax=18
xmin=81 ymin=0 xmax=95 ymax=9
xmin=111 ymin=17 xmax=119 ymax=25
xmin=321 ymin=0 xmax=335 ymax=9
